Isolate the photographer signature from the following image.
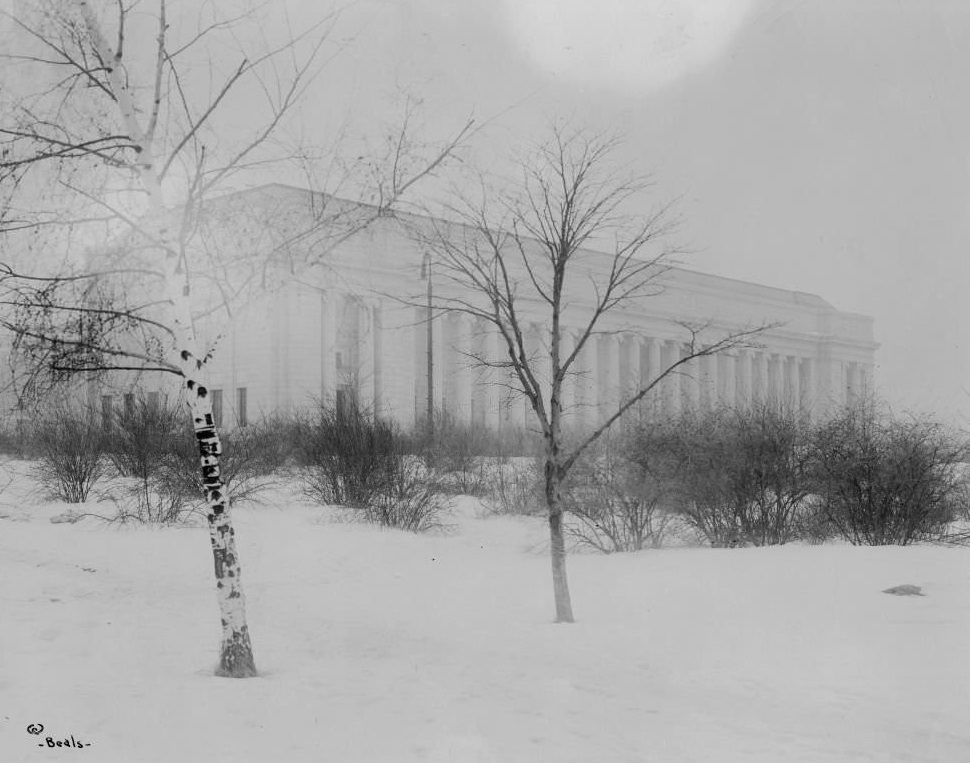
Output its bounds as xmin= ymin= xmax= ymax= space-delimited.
xmin=26 ymin=723 xmax=92 ymax=749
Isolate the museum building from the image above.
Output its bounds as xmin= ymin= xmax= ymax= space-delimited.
xmin=171 ymin=184 xmax=878 ymax=431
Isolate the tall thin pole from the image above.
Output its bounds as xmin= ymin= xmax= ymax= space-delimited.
xmin=423 ymin=252 xmax=434 ymax=440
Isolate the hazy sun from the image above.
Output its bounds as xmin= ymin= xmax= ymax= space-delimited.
xmin=501 ymin=0 xmax=756 ymax=93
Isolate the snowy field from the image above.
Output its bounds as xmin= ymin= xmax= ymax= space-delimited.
xmin=1 ymin=462 xmax=968 ymax=763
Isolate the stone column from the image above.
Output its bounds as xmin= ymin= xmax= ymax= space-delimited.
xmin=845 ymin=362 xmax=860 ymax=406
xmin=753 ymin=351 xmax=767 ymax=402
xmin=617 ymin=334 xmax=641 ymax=422
xmin=452 ymin=314 xmax=473 ymax=424
xmin=532 ymin=323 xmax=552 ymax=419
xmin=597 ymin=333 xmax=619 ymax=423
xmin=662 ymin=340 xmax=681 ymax=417
xmin=271 ymin=287 xmax=291 ymax=411
xmin=681 ymin=345 xmax=700 ymax=412
xmin=700 ymin=353 xmax=718 ymax=410
xmin=573 ymin=332 xmax=593 ymax=429
xmin=381 ymin=302 xmax=415 ymax=429
xmin=858 ymin=364 xmax=872 ymax=400
xmin=621 ymin=335 xmax=640 ymax=398
xmin=815 ymin=339 xmax=841 ymax=414
xmin=645 ymin=338 xmax=663 ymax=419
xmin=559 ymin=329 xmax=576 ymax=427
xmin=441 ymin=314 xmax=455 ymax=417
xmin=719 ymin=353 xmax=736 ymax=409
xmin=470 ymin=320 xmax=485 ymax=427
xmin=736 ymin=350 xmax=752 ymax=408
xmin=372 ymin=300 xmax=384 ymax=417
xmin=479 ymin=321 xmax=502 ymax=430
xmin=358 ymin=300 xmax=376 ymax=414
xmin=766 ymin=353 xmax=781 ymax=404
xmin=432 ymin=310 xmax=446 ymax=419
xmin=413 ymin=305 xmax=430 ymax=426
xmin=508 ymin=327 xmax=529 ymax=430
xmin=787 ymin=356 xmax=800 ymax=412
xmin=776 ymin=353 xmax=788 ymax=406
xmin=320 ymin=290 xmax=339 ymax=404
xmin=800 ymin=356 xmax=817 ymax=416
xmin=775 ymin=355 xmax=787 ymax=409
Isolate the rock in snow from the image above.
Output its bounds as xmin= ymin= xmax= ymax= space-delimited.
xmin=882 ymin=584 xmax=925 ymax=596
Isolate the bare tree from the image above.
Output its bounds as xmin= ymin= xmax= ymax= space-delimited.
xmin=0 ymin=1 xmax=471 ymax=676
xmin=416 ymin=124 xmax=769 ymax=622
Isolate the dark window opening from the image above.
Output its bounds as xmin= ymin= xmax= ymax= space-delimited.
xmin=101 ymin=395 xmax=113 ymax=431
xmin=236 ymin=387 xmax=248 ymax=427
xmin=335 ymin=384 xmax=353 ymax=416
xmin=211 ymin=389 xmax=223 ymax=429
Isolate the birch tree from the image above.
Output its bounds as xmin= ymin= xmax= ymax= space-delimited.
xmin=0 ymin=0 xmax=470 ymax=676
xmin=418 ymin=124 xmax=770 ymax=622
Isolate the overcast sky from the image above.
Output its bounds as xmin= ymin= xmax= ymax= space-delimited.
xmin=7 ymin=0 xmax=965 ymax=420
xmin=275 ymin=0 xmax=968 ymax=422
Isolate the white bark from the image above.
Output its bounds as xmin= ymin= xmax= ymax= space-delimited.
xmin=77 ymin=0 xmax=256 ymax=677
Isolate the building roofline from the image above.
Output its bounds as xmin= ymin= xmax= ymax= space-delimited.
xmin=208 ymin=183 xmax=848 ymax=316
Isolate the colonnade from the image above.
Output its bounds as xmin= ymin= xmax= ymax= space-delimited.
xmin=402 ymin=311 xmax=871 ymax=429
xmin=312 ymin=296 xmax=871 ymax=430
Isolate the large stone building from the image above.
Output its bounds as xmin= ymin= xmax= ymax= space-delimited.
xmin=171 ymin=184 xmax=878 ymax=431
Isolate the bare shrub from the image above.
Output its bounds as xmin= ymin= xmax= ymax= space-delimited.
xmin=491 ymin=425 xmax=542 ymax=463
xmin=33 ymin=406 xmax=107 ymax=502
xmin=350 ymin=459 xmax=449 ymax=532
xmin=296 ymin=394 xmax=399 ymax=507
xmin=104 ymin=397 xmax=195 ymax=523
xmin=410 ymin=409 xmax=541 ymax=495
xmin=811 ymin=401 xmax=969 ymax=546
xmin=0 ymin=417 xmax=38 ymax=459
xmin=481 ymin=458 xmax=544 ymax=516
xmin=297 ymin=395 xmax=448 ymax=531
xmin=106 ymin=397 xmax=183 ymax=481
xmin=718 ymin=403 xmax=815 ymax=546
xmin=793 ymin=500 xmax=838 ymax=545
xmin=115 ymin=482 xmax=197 ymax=525
xmin=416 ymin=409 xmax=491 ymax=495
xmin=638 ymin=408 xmax=742 ymax=547
xmin=564 ymin=436 xmax=677 ymax=552
xmin=637 ymin=403 xmax=815 ymax=548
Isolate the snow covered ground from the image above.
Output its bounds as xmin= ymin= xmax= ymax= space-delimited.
xmin=1 ymin=461 xmax=968 ymax=762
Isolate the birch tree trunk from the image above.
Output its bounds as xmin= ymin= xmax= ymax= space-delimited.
xmin=78 ymin=0 xmax=257 ymax=677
